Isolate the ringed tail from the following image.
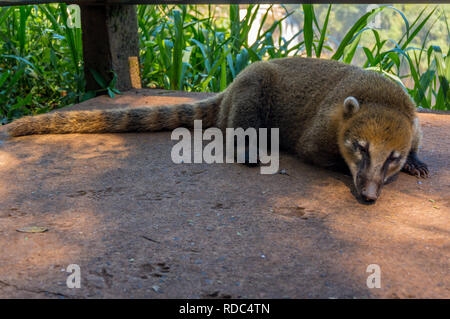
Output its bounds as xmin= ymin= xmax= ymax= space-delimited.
xmin=7 ymin=94 xmax=223 ymax=137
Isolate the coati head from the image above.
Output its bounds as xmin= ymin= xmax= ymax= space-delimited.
xmin=338 ymin=96 xmax=413 ymax=203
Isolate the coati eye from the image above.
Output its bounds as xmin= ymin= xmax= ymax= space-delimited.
xmin=387 ymin=151 xmax=401 ymax=163
xmin=354 ymin=140 xmax=368 ymax=153
xmin=390 ymin=151 xmax=401 ymax=160
xmin=350 ymin=140 xmax=368 ymax=162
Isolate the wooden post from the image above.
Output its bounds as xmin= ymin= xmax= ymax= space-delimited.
xmin=80 ymin=4 xmax=140 ymax=92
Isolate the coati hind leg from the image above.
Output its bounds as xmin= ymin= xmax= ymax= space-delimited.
xmin=402 ymin=150 xmax=429 ymax=178
xmin=224 ymin=64 xmax=276 ymax=166
xmin=226 ymin=93 xmax=267 ymax=167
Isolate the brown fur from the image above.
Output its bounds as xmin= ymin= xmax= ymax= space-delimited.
xmin=7 ymin=57 xmax=428 ymax=201
xmin=7 ymin=95 xmax=223 ymax=136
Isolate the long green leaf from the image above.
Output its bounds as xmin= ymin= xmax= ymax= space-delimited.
xmin=331 ymin=6 xmax=385 ymax=61
xmin=302 ymin=4 xmax=313 ymax=58
xmin=316 ymin=4 xmax=332 ymax=58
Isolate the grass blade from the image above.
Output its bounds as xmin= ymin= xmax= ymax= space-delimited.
xmin=302 ymin=4 xmax=313 ymax=57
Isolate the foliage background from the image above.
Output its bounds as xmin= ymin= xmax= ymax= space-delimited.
xmin=0 ymin=4 xmax=448 ymax=124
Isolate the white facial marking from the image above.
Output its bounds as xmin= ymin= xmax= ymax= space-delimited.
xmin=358 ymin=140 xmax=367 ymax=148
xmin=345 ymin=139 xmax=352 ymax=147
xmin=348 ymin=163 xmax=358 ymax=184
xmin=392 ymin=150 xmax=401 ymax=159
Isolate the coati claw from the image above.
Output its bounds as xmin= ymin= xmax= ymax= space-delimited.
xmin=402 ymin=153 xmax=429 ymax=178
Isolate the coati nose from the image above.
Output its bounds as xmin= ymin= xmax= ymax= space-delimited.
xmin=361 ymin=183 xmax=379 ymax=202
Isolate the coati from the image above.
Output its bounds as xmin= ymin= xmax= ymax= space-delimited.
xmin=7 ymin=57 xmax=429 ymax=202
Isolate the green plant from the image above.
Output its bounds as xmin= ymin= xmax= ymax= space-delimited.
xmin=358 ymin=6 xmax=449 ymax=109
xmin=137 ymin=4 xmax=448 ymax=110
xmin=89 ymin=69 xmax=121 ymax=99
xmin=0 ymin=4 xmax=85 ymax=122
xmin=0 ymin=3 xmax=448 ymax=124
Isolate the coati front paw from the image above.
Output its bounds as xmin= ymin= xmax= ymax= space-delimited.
xmin=402 ymin=152 xmax=429 ymax=178
xmin=403 ymin=161 xmax=429 ymax=178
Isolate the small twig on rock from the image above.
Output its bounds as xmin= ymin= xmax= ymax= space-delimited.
xmin=142 ymin=235 xmax=161 ymax=244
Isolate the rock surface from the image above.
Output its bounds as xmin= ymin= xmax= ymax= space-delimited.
xmin=0 ymin=89 xmax=448 ymax=298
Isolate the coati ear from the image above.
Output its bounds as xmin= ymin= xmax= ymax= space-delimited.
xmin=343 ymin=96 xmax=360 ymax=118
